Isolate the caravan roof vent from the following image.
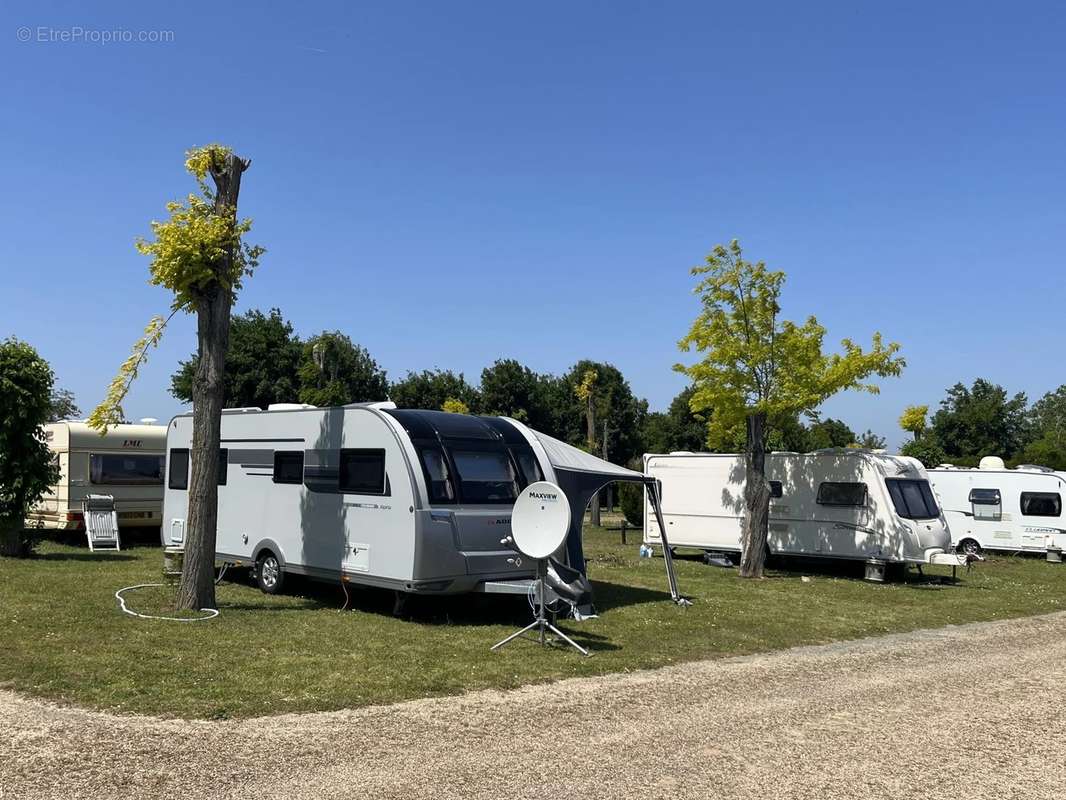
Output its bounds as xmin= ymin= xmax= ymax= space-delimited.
xmin=139 ymin=417 xmax=159 ymax=425
xmin=979 ymin=456 xmax=1006 ymax=471
xmin=1016 ymin=464 xmax=1053 ymax=473
xmin=267 ymin=403 xmax=317 ymax=411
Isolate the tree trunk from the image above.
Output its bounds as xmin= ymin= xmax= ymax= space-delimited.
xmin=588 ymin=398 xmax=600 ymax=527
xmin=739 ymin=411 xmax=770 ymax=579
xmin=0 ymin=520 xmax=28 ymax=558
xmin=175 ymin=152 xmax=246 ymax=611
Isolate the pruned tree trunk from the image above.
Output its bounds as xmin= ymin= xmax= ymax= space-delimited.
xmin=588 ymin=398 xmax=600 ymax=527
xmin=739 ymin=411 xmax=770 ymax=578
xmin=176 ymin=153 xmax=247 ymax=611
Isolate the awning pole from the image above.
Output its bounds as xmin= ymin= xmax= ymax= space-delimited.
xmin=645 ymin=479 xmax=691 ymax=607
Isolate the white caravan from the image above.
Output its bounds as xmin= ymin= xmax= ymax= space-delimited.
xmin=928 ymin=457 xmax=1066 ymax=556
xmin=161 ymin=402 xmax=673 ymax=600
xmin=642 ymin=450 xmax=965 ymax=567
xmin=26 ymin=422 xmax=167 ymax=534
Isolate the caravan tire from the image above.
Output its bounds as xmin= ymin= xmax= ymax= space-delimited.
xmin=958 ymin=538 xmax=982 ymax=557
xmin=256 ymin=551 xmax=284 ymax=595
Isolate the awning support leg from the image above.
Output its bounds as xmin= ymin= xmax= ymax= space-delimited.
xmin=646 ymin=479 xmax=691 ymax=607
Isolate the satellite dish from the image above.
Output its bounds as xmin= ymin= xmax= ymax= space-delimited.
xmin=491 ymin=481 xmax=588 ymax=656
xmin=510 ymin=481 xmax=571 ymax=560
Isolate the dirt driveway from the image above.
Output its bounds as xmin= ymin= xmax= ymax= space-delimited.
xmin=2 ymin=612 xmax=1064 ymax=799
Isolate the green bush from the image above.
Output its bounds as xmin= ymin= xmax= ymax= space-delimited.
xmin=618 ymin=481 xmax=644 ymax=527
xmin=0 ymin=338 xmax=59 ymax=557
xmin=900 ymin=438 xmax=947 ymax=469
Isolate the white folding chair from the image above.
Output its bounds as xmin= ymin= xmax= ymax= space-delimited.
xmin=82 ymin=494 xmax=121 ymax=552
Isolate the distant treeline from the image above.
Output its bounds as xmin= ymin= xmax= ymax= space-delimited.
xmin=166 ymin=308 xmax=1066 ymax=471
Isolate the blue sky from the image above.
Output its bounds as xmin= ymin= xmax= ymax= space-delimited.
xmin=2 ymin=1 xmax=1063 ymax=449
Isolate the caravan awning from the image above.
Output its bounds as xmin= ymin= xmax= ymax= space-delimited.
xmin=508 ymin=425 xmax=648 ymax=574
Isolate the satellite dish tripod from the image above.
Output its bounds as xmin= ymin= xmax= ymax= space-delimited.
xmin=490 ymin=557 xmax=589 ymax=656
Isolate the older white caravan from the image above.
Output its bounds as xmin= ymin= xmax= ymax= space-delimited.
xmin=26 ymin=422 xmax=167 ymax=534
xmin=928 ymin=458 xmax=1066 ymax=555
xmin=161 ymin=403 xmax=678 ymax=601
xmin=643 ymin=450 xmax=965 ymax=567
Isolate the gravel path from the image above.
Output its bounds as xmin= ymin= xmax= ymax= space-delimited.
xmin=3 ymin=613 xmax=1065 ymax=799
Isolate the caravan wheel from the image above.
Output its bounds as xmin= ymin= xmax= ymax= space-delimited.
xmin=958 ymin=538 xmax=982 ymax=557
xmin=256 ymin=552 xmax=284 ymax=594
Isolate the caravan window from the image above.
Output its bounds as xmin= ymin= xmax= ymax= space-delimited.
xmin=339 ymin=449 xmax=386 ymax=495
xmin=420 ymin=448 xmax=456 ymax=503
xmin=769 ymin=481 xmax=783 ymax=498
xmin=1021 ymin=492 xmax=1061 ymax=517
xmin=816 ymin=482 xmax=867 ymax=507
xmin=168 ymin=449 xmax=189 ymax=490
xmin=164 ymin=449 xmax=226 ymax=489
xmin=885 ymin=479 xmax=940 ymax=520
xmin=273 ymin=451 xmax=304 ymax=484
xmin=451 ymin=450 xmax=519 ymax=504
xmin=968 ymin=488 xmax=1001 ymax=520
xmin=513 ymin=450 xmax=543 ymax=486
xmin=89 ymin=453 xmax=165 ymax=486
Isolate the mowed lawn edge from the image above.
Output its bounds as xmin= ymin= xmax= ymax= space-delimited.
xmin=2 ymin=525 xmax=1064 ymax=720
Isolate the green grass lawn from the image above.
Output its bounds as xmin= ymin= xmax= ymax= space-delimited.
xmin=2 ymin=523 xmax=1064 ymax=719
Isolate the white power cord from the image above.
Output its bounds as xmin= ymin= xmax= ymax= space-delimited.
xmin=115 ymin=583 xmax=220 ymax=622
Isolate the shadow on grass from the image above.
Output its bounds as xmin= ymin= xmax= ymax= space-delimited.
xmin=218 ymin=572 xmax=677 ymax=632
xmin=31 ymin=551 xmax=137 ymax=563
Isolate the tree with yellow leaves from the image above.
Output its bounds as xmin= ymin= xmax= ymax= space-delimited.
xmin=89 ymin=145 xmax=263 ymax=610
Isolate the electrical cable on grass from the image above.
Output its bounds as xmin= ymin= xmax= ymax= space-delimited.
xmin=115 ymin=584 xmax=220 ymax=621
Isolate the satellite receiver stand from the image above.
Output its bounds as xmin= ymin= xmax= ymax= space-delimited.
xmin=491 ymin=481 xmax=589 ymax=657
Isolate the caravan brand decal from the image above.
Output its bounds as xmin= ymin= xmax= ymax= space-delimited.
xmin=122 ymin=439 xmax=143 ymax=448
xmin=344 ymin=502 xmax=392 ymax=511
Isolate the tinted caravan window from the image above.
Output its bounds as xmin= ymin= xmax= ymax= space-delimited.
xmin=1021 ymin=492 xmax=1061 ymax=517
xmin=451 ymin=450 xmax=519 ymax=504
xmin=168 ymin=449 xmax=189 ymax=490
xmin=885 ymin=479 xmax=940 ymax=520
xmin=273 ymin=451 xmax=304 ymax=484
xmin=339 ymin=449 xmax=386 ymax=495
xmin=217 ymin=449 xmax=228 ymax=486
xmin=816 ymin=482 xmax=867 ymax=506
xmin=769 ymin=481 xmax=783 ymax=499
xmin=90 ymin=453 xmax=165 ymax=486
xmin=513 ymin=450 xmax=543 ymax=487
xmin=420 ymin=448 xmax=455 ymax=503
xmin=969 ymin=488 xmax=1001 ymax=505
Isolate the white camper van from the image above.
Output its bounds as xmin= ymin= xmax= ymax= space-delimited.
xmin=161 ymin=402 xmax=656 ymax=598
xmin=928 ymin=457 xmax=1066 ymax=555
xmin=643 ymin=450 xmax=965 ymax=567
xmin=26 ymin=422 xmax=167 ymax=534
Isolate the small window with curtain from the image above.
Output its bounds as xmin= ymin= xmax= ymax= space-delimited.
xmin=168 ymin=449 xmax=189 ymax=490
xmin=339 ymin=449 xmax=386 ymax=495
xmin=968 ymin=488 xmax=1001 ymax=520
xmin=273 ymin=451 xmax=304 ymax=484
xmin=817 ymin=481 xmax=867 ymax=507
xmin=1021 ymin=492 xmax=1061 ymax=517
